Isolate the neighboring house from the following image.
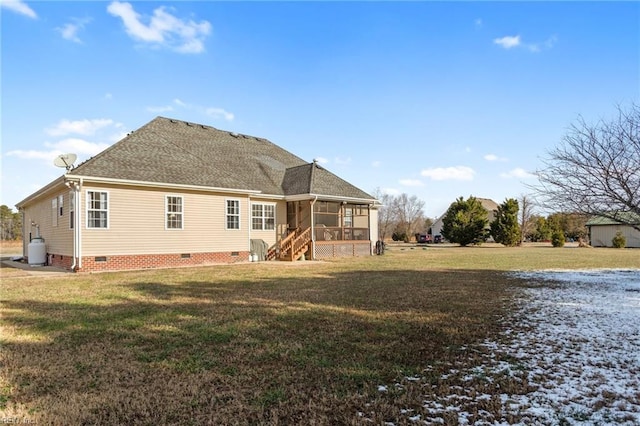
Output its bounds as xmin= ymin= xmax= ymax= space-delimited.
xmin=586 ymin=213 xmax=640 ymax=248
xmin=429 ymin=198 xmax=499 ymax=241
xmin=16 ymin=117 xmax=379 ymax=272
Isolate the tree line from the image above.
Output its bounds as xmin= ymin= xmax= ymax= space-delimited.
xmin=372 ymin=192 xmax=590 ymax=247
xmin=0 ymin=205 xmax=22 ymax=240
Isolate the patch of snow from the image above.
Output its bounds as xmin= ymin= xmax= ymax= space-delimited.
xmin=370 ymin=268 xmax=640 ymax=425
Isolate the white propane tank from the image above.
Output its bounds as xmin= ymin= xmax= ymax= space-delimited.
xmin=28 ymin=237 xmax=46 ymax=266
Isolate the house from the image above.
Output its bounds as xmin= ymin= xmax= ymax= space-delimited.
xmin=586 ymin=213 xmax=640 ymax=248
xmin=429 ymin=198 xmax=499 ymax=241
xmin=16 ymin=117 xmax=379 ymax=272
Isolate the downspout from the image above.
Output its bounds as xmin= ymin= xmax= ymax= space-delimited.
xmin=70 ymin=179 xmax=82 ymax=271
xmin=77 ymin=179 xmax=83 ymax=270
xmin=310 ymin=195 xmax=318 ymax=260
xmin=247 ymin=195 xmax=252 ymax=261
xmin=20 ymin=209 xmax=26 ymax=257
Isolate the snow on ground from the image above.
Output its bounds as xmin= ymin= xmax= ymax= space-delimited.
xmin=499 ymin=269 xmax=640 ymax=425
xmin=368 ymin=268 xmax=640 ymax=425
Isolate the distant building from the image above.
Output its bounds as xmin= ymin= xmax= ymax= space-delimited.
xmin=586 ymin=213 xmax=640 ymax=248
xmin=430 ymin=198 xmax=499 ymax=241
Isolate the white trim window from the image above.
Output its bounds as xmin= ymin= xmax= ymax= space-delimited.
xmin=226 ymin=199 xmax=240 ymax=230
xmin=251 ymin=203 xmax=275 ymax=230
xmin=58 ymin=194 xmax=64 ymax=217
xmin=166 ymin=196 xmax=183 ymax=230
xmin=87 ymin=191 xmax=108 ymax=229
xmin=52 ymin=198 xmax=58 ymax=227
xmin=69 ymin=191 xmax=75 ymax=229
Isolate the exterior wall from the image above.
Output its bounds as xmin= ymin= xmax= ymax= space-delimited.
xmin=20 ymin=184 xmax=74 ymax=261
xmin=248 ymin=197 xmax=287 ymax=248
xmin=589 ymin=225 xmax=640 ymax=248
xmin=369 ymin=207 xmax=379 ymax=243
xmin=80 ymin=184 xmax=257 ymax=256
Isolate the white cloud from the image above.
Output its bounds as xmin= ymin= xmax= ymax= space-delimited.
xmin=484 ymin=154 xmax=508 ymax=162
xmin=205 ymin=107 xmax=234 ymax=122
xmin=314 ymin=157 xmax=329 ymax=164
xmin=46 ymin=119 xmax=117 ymax=136
xmin=500 ymin=167 xmax=536 ymax=179
xmin=7 ymin=119 xmax=123 ymax=166
xmin=399 ymin=179 xmax=424 ymax=187
xmin=494 ymin=34 xmax=557 ymax=53
xmin=57 ymin=17 xmax=91 ymax=43
xmin=45 ymin=138 xmax=110 ymax=156
xmin=474 ymin=18 xmax=483 ymax=29
xmin=494 ymin=35 xmax=521 ymax=49
xmin=7 ymin=138 xmax=109 ymax=162
xmin=1 ymin=0 xmax=37 ymax=19
xmin=104 ymin=93 xmax=113 ymax=100
xmin=6 ymin=149 xmax=56 ymax=161
xmin=371 ymin=160 xmax=382 ymax=168
xmin=107 ymin=1 xmax=211 ymax=54
xmin=420 ymin=166 xmax=475 ymax=181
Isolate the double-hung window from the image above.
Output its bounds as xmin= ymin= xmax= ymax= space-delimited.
xmin=166 ymin=196 xmax=183 ymax=229
xmin=251 ymin=203 xmax=275 ymax=230
xmin=226 ymin=199 xmax=240 ymax=230
xmin=87 ymin=191 xmax=108 ymax=228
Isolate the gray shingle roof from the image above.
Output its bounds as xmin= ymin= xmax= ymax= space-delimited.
xmin=69 ymin=116 xmax=374 ymax=201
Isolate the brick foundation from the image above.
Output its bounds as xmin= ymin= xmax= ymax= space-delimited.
xmin=42 ymin=251 xmax=250 ymax=273
xmin=46 ymin=253 xmax=75 ymax=270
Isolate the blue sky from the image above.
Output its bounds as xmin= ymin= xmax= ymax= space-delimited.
xmin=2 ymin=1 xmax=638 ymax=218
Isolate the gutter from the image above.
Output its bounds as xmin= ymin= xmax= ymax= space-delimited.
xmin=67 ymin=175 xmax=262 ymax=195
xmin=285 ymin=193 xmax=377 ymax=204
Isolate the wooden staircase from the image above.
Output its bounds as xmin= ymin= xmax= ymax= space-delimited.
xmin=267 ymin=227 xmax=312 ymax=261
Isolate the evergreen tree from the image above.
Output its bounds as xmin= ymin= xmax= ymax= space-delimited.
xmin=490 ymin=198 xmax=521 ymax=247
xmin=441 ymin=196 xmax=488 ymax=246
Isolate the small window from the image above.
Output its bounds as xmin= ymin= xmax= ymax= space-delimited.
xmin=69 ymin=191 xmax=75 ymax=229
xmin=251 ymin=203 xmax=275 ymax=230
xmin=58 ymin=194 xmax=64 ymax=217
xmin=166 ymin=196 xmax=183 ymax=229
xmin=226 ymin=199 xmax=240 ymax=230
xmin=87 ymin=191 xmax=108 ymax=229
xmin=52 ymin=198 xmax=58 ymax=227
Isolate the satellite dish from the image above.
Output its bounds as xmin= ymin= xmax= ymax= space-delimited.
xmin=54 ymin=153 xmax=77 ymax=171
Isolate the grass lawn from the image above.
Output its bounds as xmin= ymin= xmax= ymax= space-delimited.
xmin=1 ymin=245 xmax=638 ymax=424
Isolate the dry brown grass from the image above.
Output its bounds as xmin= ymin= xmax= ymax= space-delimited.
xmin=1 ymin=246 xmax=638 ymax=424
xmin=0 ymin=240 xmax=22 ymax=256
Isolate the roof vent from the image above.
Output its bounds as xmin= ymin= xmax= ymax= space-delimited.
xmin=230 ymin=132 xmax=239 ymax=137
xmin=185 ymin=122 xmax=193 ymax=126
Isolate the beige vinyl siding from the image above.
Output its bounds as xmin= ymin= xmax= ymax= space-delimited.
xmin=590 ymin=225 xmax=640 ymax=248
xmin=21 ymin=186 xmax=74 ymax=257
xmin=248 ymin=198 xmax=286 ymax=247
xmin=369 ymin=207 xmax=379 ymax=243
xmin=81 ymin=184 xmax=254 ymax=256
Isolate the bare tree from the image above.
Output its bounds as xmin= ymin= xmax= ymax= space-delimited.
xmin=392 ymin=193 xmax=426 ymax=242
xmin=371 ymin=188 xmax=397 ymax=241
xmin=518 ymin=194 xmax=535 ymax=244
xmin=535 ymin=103 xmax=640 ymax=231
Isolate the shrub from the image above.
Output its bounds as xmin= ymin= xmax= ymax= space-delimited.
xmin=392 ymin=231 xmax=408 ymax=242
xmin=551 ymin=230 xmax=565 ymax=247
xmin=612 ymin=231 xmax=626 ymax=248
